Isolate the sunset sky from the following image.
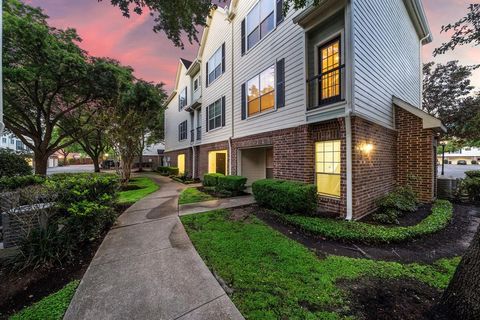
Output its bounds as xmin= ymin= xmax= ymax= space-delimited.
xmin=28 ymin=0 xmax=480 ymax=92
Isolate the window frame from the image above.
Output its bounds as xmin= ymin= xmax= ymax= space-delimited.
xmin=178 ymin=120 xmax=188 ymax=141
xmin=245 ymin=0 xmax=276 ymax=52
xmin=179 ymin=87 xmax=187 ymax=110
xmin=193 ymin=76 xmax=200 ymax=92
xmin=246 ymin=64 xmax=276 ymax=118
xmin=207 ymin=98 xmax=223 ymax=131
xmin=207 ymin=46 xmax=223 ymax=86
xmin=315 ymin=140 xmax=341 ymax=198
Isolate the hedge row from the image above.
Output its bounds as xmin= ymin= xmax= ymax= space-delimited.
xmin=465 ymin=170 xmax=480 ymax=178
xmin=156 ymin=166 xmax=179 ymax=176
xmin=0 ymin=175 xmax=46 ymax=191
xmin=270 ymin=200 xmax=453 ymax=244
xmin=252 ymin=179 xmax=317 ymax=215
xmin=203 ymin=173 xmax=224 ymax=187
xmin=203 ymin=174 xmax=247 ymax=195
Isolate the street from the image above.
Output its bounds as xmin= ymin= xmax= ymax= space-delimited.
xmin=438 ymin=164 xmax=480 ymax=179
xmin=47 ymin=164 xmax=95 ymax=175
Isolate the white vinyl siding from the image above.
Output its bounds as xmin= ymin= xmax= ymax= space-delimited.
xmin=352 ymin=0 xmax=422 ymax=128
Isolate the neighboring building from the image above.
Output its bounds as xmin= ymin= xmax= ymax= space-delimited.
xmin=0 ymin=133 xmax=59 ymax=168
xmin=438 ymin=147 xmax=480 ymax=165
xmin=134 ymin=142 xmax=166 ymax=169
xmin=164 ymin=0 xmax=445 ymax=219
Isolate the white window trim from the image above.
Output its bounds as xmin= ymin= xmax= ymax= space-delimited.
xmin=207 ymin=46 xmax=223 ymax=86
xmin=179 ymin=87 xmax=187 ymax=110
xmin=245 ymin=63 xmax=277 ymax=120
xmin=245 ymin=0 xmax=277 ymax=54
xmin=193 ymin=76 xmax=200 ymax=92
xmin=207 ymin=98 xmax=223 ymax=131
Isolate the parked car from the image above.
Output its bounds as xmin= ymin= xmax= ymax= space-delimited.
xmin=100 ymin=159 xmax=117 ymax=169
xmin=457 ymin=160 xmax=467 ymax=165
xmin=472 ymin=160 xmax=478 ymax=165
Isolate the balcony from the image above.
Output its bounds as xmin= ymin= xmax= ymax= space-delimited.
xmin=196 ymin=127 xmax=202 ymax=141
xmin=306 ymin=64 xmax=345 ymax=111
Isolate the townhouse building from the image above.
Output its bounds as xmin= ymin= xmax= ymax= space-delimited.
xmin=164 ymin=0 xmax=445 ymax=219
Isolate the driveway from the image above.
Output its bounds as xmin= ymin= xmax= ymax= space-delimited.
xmin=47 ymin=164 xmax=94 ymax=175
xmin=438 ymin=164 xmax=480 ymax=179
xmin=64 ymin=174 xmax=243 ymax=320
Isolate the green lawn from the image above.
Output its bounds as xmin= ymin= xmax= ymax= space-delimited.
xmin=10 ymin=281 xmax=79 ymax=320
xmin=181 ymin=210 xmax=459 ymax=320
xmin=117 ymin=177 xmax=159 ymax=205
xmin=178 ymin=187 xmax=215 ymax=205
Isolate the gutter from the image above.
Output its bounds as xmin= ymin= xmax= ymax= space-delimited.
xmin=191 ymin=146 xmax=196 ymax=179
xmin=228 ymin=9 xmax=235 ymax=175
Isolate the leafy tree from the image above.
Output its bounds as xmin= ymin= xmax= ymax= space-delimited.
xmin=434 ymin=4 xmax=480 ymax=56
xmin=2 ymin=0 xmax=121 ymax=175
xmin=103 ymin=0 xmax=318 ymax=47
xmin=0 ymin=149 xmax=32 ymax=178
xmin=449 ymin=94 xmax=480 ymax=145
xmin=422 ymin=61 xmax=478 ymax=135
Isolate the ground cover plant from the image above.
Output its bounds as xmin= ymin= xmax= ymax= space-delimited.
xmin=10 ymin=281 xmax=79 ymax=320
xmin=373 ymin=186 xmax=418 ymax=224
xmin=181 ymin=209 xmax=459 ymax=319
xmin=178 ymin=187 xmax=215 ymax=205
xmin=117 ymin=176 xmax=159 ymax=205
xmin=269 ymin=200 xmax=453 ymax=244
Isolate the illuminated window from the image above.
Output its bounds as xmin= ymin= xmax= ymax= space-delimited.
xmin=315 ymin=140 xmax=341 ymax=197
xmin=208 ymin=150 xmax=227 ymax=175
xmin=319 ymin=38 xmax=341 ymax=103
xmin=177 ymin=154 xmax=185 ymax=175
xmin=247 ymin=65 xmax=275 ymax=116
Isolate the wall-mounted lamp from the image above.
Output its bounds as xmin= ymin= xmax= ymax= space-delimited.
xmin=358 ymin=143 xmax=374 ymax=155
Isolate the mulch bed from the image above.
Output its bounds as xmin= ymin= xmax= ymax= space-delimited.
xmin=244 ymin=204 xmax=480 ymax=263
xmin=0 ymin=205 xmax=128 ymax=319
xmin=340 ymin=277 xmax=442 ymax=320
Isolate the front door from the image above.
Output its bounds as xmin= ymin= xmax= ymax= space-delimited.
xmin=216 ymin=153 xmax=226 ymax=175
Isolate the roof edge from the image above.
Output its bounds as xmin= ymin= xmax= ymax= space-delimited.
xmin=393 ymin=96 xmax=446 ymax=133
xmin=403 ymin=0 xmax=432 ymax=44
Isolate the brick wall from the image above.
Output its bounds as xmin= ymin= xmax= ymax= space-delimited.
xmin=198 ymin=141 xmax=230 ymax=179
xmin=351 ymin=117 xmax=397 ymax=218
xmin=231 ymin=120 xmax=347 ymax=216
xmin=395 ymin=106 xmax=436 ymax=202
xmin=163 ymin=148 xmax=193 ymax=177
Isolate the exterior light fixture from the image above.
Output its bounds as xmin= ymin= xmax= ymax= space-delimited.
xmin=359 ymin=143 xmax=374 ymax=155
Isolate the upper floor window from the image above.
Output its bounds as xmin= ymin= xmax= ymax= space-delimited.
xmin=319 ymin=37 xmax=342 ymax=104
xmin=193 ymin=77 xmax=200 ymax=92
xmin=1 ymin=137 xmax=6 ymax=144
xmin=247 ymin=65 xmax=275 ymax=117
xmin=246 ymin=0 xmax=275 ymax=50
xmin=207 ymin=44 xmax=224 ymax=85
xmin=178 ymin=120 xmax=188 ymax=141
xmin=179 ymin=87 xmax=187 ymax=110
xmin=207 ymin=98 xmax=223 ymax=131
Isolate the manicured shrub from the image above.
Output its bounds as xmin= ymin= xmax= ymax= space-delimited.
xmin=458 ymin=177 xmax=480 ymax=202
xmin=216 ymin=175 xmax=247 ymax=196
xmin=373 ymin=186 xmax=418 ymax=224
xmin=156 ymin=166 xmax=179 ymax=176
xmin=0 ymin=175 xmax=45 ymax=191
xmin=252 ymin=179 xmax=317 ymax=215
xmin=271 ymin=200 xmax=453 ymax=244
xmin=0 ymin=149 xmax=32 ymax=178
xmin=465 ymin=170 xmax=480 ymax=179
xmin=203 ymin=173 xmax=224 ymax=187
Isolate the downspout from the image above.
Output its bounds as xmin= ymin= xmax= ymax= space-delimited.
xmin=228 ymin=8 xmax=235 ymax=175
xmin=345 ymin=0 xmax=355 ymax=221
xmin=191 ymin=145 xmax=196 ymax=179
xmin=418 ymin=34 xmax=431 ymax=107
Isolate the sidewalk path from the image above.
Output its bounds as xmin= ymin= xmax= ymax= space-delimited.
xmin=64 ymin=174 xmax=244 ymax=320
xmin=179 ymin=195 xmax=256 ymax=216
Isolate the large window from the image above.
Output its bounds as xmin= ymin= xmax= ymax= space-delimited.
xmin=315 ymin=140 xmax=341 ymax=197
xmin=319 ymin=38 xmax=341 ymax=103
xmin=207 ymin=46 xmax=223 ymax=85
xmin=179 ymin=87 xmax=187 ymax=110
xmin=207 ymin=99 xmax=222 ymax=130
xmin=178 ymin=121 xmax=188 ymax=141
xmin=247 ymin=65 xmax=275 ymax=116
xmin=246 ymin=0 xmax=275 ymax=50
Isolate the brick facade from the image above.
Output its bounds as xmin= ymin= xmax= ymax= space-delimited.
xmin=164 ymin=147 xmax=193 ymax=176
xmin=395 ymin=106 xmax=437 ymax=202
xmin=198 ymin=141 xmax=230 ymax=179
xmin=351 ymin=117 xmax=397 ymax=218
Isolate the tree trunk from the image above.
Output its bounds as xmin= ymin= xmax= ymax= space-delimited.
xmin=138 ymin=154 xmax=144 ymax=172
xmin=34 ymin=153 xmax=49 ymax=176
xmin=434 ymin=225 xmax=480 ymax=319
xmin=93 ymin=157 xmax=100 ymax=173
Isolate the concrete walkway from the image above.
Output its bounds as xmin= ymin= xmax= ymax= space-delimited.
xmin=179 ymin=195 xmax=256 ymax=216
xmin=64 ymin=174 xmax=244 ymax=320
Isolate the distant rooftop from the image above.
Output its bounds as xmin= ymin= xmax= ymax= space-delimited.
xmin=180 ymin=58 xmax=192 ymax=69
